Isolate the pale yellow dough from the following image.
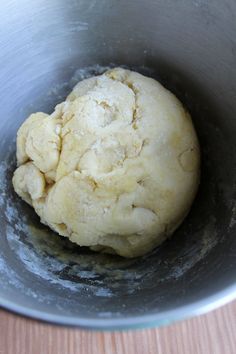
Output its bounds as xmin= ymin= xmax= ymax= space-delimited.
xmin=12 ymin=68 xmax=200 ymax=257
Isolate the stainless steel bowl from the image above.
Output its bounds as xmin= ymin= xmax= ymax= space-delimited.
xmin=0 ymin=0 xmax=236 ymax=330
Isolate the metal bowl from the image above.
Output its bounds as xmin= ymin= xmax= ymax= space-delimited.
xmin=0 ymin=0 xmax=236 ymax=330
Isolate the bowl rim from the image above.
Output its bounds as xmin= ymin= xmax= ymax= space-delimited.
xmin=0 ymin=282 xmax=236 ymax=330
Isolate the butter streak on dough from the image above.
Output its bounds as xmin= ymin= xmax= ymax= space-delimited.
xmin=12 ymin=68 xmax=200 ymax=258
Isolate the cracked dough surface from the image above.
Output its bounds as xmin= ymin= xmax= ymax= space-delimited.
xmin=12 ymin=68 xmax=200 ymax=257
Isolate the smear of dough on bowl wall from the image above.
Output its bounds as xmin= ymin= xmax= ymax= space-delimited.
xmin=12 ymin=68 xmax=200 ymax=258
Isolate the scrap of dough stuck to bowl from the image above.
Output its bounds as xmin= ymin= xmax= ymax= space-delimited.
xmin=12 ymin=68 xmax=200 ymax=258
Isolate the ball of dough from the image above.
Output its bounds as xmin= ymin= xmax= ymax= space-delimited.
xmin=12 ymin=68 xmax=200 ymax=258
